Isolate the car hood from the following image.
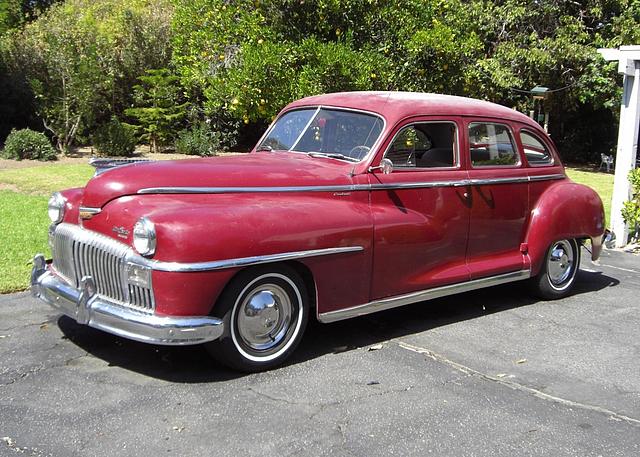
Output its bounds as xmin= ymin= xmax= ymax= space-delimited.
xmin=81 ymin=152 xmax=358 ymax=208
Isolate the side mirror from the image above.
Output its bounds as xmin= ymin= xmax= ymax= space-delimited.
xmin=369 ymin=158 xmax=394 ymax=175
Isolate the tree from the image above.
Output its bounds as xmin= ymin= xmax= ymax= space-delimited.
xmin=1 ymin=0 xmax=173 ymax=151
xmin=125 ymin=69 xmax=187 ymax=153
xmin=0 ymin=0 xmax=59 ymax=35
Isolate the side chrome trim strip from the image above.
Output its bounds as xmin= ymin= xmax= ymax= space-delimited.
xmin=142 ymin=246 xmax=365 ymax=273
xmin=528 ymin=173 xmax=565 ymax=182
xmin=468 ymin=176 xmax=530 ymax=186
xmin=137 ymin=174 xmax=565 ymax=195
xmin=138 ymin=185 xmax=368 ymax=195
xmin=369 ymin=180 xmax=468 ymax=190
xmin=317 ymin=269 xmax=531 ymax=323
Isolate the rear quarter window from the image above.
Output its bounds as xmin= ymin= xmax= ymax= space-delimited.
xmin=520 ymin=130 xmax=554 ymax=166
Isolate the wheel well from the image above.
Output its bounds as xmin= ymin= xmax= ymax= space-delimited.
xmin=211 ymin=261 xmax=317 ymax=317
xmin=283 ymin=261 xmax=317 ymax=312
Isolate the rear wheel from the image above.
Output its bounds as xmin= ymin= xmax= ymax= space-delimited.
xmin=206 ymin=264 xmax=309 ymax=372
xmin=529 ymin=239 xmax=580 ymax=300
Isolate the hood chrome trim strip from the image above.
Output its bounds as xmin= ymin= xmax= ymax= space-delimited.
xmin=137 ymin=174 xmax=565 ymax=195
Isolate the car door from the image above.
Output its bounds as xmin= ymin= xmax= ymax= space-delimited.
xmin=369 ymin=118 xmax=471 ymax=300
xmin=465 ymin=119 xmax=529 ymax=278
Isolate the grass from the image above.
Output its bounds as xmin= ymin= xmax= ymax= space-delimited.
xmin=565 ymin=167 xmax=615 ymax=228
xmin=0 ymin=163 xmax=93 ymax=195
xmin=0 ymin=163 xmax=93 ymax=293
xmin=0 ymin=161 xmax=616 ymax=294
xmin=0 ymin=191 xmax=50 ymax=293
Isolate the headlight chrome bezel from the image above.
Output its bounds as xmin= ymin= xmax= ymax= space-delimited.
xmin=133 ymin=217 xmax=156 ymax=257
xmin=48 ymin=192 xmax=66 ymax=224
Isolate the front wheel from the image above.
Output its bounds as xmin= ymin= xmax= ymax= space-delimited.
xmin=529 ymin=239 xmax=580 ymax=300
xmin=206 ymin=265 xmax=309 ymax=372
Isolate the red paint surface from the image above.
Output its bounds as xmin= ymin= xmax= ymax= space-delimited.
xmin=53 ymin=92 xmax=604 ymax=318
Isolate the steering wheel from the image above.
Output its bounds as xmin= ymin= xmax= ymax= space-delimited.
xmin=348 ymin=145 xmax=371 ymax=158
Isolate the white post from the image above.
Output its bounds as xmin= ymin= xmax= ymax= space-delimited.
xmin=598 ymin=46 xmax=640 ymax=247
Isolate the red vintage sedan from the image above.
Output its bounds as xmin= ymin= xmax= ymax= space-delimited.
xmin=31 ymin=92 xmax=605 ymax=371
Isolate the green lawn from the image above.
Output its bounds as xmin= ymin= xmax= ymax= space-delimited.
xmin=0 ymin=191 xmax=50 ymax=293
xmin=0 ymin=163 xmax=93 ymax=293
xmin=565 ymin=167 xmax=615 ymax=228
xmin=0 ymin=162 xmax=616 ymax=294
xmin=0 ymin=163 xmax=93 ymax=195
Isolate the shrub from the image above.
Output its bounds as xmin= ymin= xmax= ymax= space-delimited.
xmin=175 ymin=122 xmax=226 ymax=156
xmin=1 ymin=128 xmax=57 ymax=161
xmin=93 ymin=117 xmax=137 ymax=157
xmin=622 ymin=168 xmax=640 ymax=242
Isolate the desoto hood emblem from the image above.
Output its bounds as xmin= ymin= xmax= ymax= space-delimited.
xmin=112 ymin=226 xmax=130 ymax=239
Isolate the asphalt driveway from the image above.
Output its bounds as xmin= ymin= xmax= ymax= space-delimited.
xmin=1 ymin=248 xmax=639 ymax=456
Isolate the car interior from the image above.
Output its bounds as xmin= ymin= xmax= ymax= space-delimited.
xmin=385 ymin=122 xmax=456 ymax=168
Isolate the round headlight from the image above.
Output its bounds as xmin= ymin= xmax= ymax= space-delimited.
xmin=48 ymin=192 xmax=66 ymax=224
xmin=133 ymin=217 xmax=156 ymax=257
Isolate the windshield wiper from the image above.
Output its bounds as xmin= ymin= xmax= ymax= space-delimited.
xmin=307 ymin=152 xmax=358 ymax=162
xmin=256 ymin=145 xmax=273 ymax=152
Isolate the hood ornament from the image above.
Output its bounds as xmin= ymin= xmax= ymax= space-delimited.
xmin=89 ymin=157 xmax=154 ymax=176
xmin=79 ymin=206 xmax=101 ymax=220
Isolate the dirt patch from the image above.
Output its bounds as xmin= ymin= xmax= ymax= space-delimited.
xmin=0 ymin=183 xmax=21 ymax=192
xmin=0 ymin=146 xmax=245 ymax=170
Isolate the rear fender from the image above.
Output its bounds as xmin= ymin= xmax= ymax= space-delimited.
xmin=525 ymin=181 xmax=605 ymax=276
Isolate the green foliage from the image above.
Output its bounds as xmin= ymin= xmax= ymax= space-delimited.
xmin=125 ymin=69 xmax=187 ymax=153
xmin=175 ymin=122 xmax=223 ymax=156
xmin=0 ymin=0 xmax=58 ymax=34
xmin=2 ymin=128 xmax=57 ymax=161
xmin=204 ymin=37 xmax=390 ymax=125
xmin=0 ymin=55 xmax=38 ymax=143
xmin=622 ymin=168 xmax=640 ymax=240
xmin=1 ymin=0 xmax=639 ymax=160
xmin=93 ymin=116 xmax=136 ymax=157
xmin=171 ymin=0 xmax=631 ymax=156
xmin=1 ymin=0 xmax=173 ymax=151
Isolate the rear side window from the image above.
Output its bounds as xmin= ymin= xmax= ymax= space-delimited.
xmin=520 ymin=130 xmax=554 ymax=166
xmin=469 ymin=123 xmax=519 ymax=167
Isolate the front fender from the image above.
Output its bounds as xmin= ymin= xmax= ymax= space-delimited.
xmin=83 ymin=192 xmax=373 ymax=316
xmin=525 ymin=181 xmax=605 ymax=276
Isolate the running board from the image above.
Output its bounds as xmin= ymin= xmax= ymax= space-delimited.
xmin=318 ymin=269 xmax=531 ymax=323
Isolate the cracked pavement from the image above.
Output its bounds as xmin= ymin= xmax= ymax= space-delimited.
xmin=1 ymin=248 xmax=639 ymax=456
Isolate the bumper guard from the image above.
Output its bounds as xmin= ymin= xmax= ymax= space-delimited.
xmin=31 ymin=254 xmax=224 ymax=346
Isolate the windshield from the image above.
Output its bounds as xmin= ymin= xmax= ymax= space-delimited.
xmin=257 ymin=108 xmax=384 ymax=161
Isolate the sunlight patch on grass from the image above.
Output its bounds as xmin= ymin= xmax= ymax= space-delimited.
xmin=0 ymin=191 xmax=51 ymax=293
xmin=0 ymin=163 xmax=93 ymax=196
xmin=566 ymin=168 xmax=615 ymax=228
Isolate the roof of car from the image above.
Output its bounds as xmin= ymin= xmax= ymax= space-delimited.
xmin=285 ymin=91 xmax=536 ymax=127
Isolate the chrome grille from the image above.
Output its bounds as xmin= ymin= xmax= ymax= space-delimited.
xmin=51 ymin=223 xmax=155 ymax=312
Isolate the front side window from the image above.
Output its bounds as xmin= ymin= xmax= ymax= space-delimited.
xmin=258 ymin=108 xmax=384 ymax=162
xmin=469 ymin=122 xmax=519 ymax=167
xmin=520 ymin=130 xmax=554 ymax=166
xmin=385 ymin=122 xmax=456 ymax=168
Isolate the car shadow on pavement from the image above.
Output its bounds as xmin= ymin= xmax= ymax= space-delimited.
xmin=57 ymin=269 xmax=619 ymax=382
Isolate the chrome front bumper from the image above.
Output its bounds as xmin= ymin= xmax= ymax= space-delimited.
xmin=31 ymin=254 xmax=224 ymax=346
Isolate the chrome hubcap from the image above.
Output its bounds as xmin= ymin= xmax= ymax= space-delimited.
xmin=237 ymin=285 xmax=292 ymax=351
xmin=548 ymin=240 xmax=575 ymax=285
